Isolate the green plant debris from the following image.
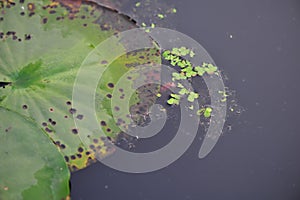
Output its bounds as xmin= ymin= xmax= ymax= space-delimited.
xmin=135 ymin=2 xmax=141 ymax=7
xmin=177 ymin=83 xmax=184 ymax=88
xmin=218 ymin=90 xmax=229 ymax=102
xmin=190 ymin=50 xmax=195 ymax=58
xmin=157 ymin=14 xmax=165 ymax=19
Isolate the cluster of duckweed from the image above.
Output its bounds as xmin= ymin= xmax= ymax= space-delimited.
xmin=161 ymin=47 xmax=219 ymax=118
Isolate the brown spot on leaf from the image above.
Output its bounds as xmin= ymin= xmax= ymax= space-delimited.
xmin=107 ymin=83 xmax=114 ymax=88
xmin=28 ymin=12 xmax=35 ymax=17
xmin=70 ymin=155 xmax=76 ymax=160
xmin=78 ymin=147 xmax=83 ymax=152
xmin=64 ymin=156 xmax=69 ymax=162
xmin=72 ymin=128 xmax=78 ymax=134
xmin=27 ymin=3 xmax=35 ymax=12
xmin=45 ymin=127 xmax=53 ymax=133
xmin=100 ymin=121 xmax=106 ymax=126
xmin=76 ymin=114 xmax=83 ymax=120
xmin=49 ymin=10 xmax=56 ymax=14
xmin=101 ymin=60 xmax=108 ymax=65
xmin=24 ymin=34 xmax=31 ymax=40
xmin=69 ymin=108 xmax=77 ymax=114
xmin=42 ymin=17 xmax=48 ymax=24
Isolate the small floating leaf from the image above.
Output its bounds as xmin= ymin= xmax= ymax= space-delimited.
xmin=179 ymin=88 xmax=189 ymax=95
xmin=177 ymin=83 xmax=184 ymax=88
xmin=204 ymin=107 xmax=213 ymax=118
xmin=167 ymin=98 xmax=179 ymax=105
xmin=187 ymin=92 xmax=199 ymax=102
xmin=162 ymin=50 xmax=171 ymax=58
xmin=157 ymin=14 xmax=165 ymax=19
xmin=170 ymin=93 xmax=181 ymax=100
xmin=195 ymin=66 xmax=206 ymax=76
xmin=206 ymin=64 xmax=218 ymax=74
xmin=172 ymin=72 xmax=186 ymax=81
xmin=135 ymin=2 xmax=141 ymax=7
xmin=190 ymin=50 xmax=195 ymax=58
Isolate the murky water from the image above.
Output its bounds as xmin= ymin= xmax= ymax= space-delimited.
xmin=71 ymin=0 xmax=300 ymax=199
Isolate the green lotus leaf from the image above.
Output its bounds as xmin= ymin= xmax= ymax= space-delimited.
xmin=0 ymin=107 xmax=70 ymax=200
xmin=0 ymin=0 xmax=160 ymax=172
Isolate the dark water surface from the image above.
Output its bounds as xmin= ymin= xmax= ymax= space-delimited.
xmin=71 ymin=0 xmax=300 ymax=199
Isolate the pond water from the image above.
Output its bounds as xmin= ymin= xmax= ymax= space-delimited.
xmin=71 ymin=0 xmax=300 ymax=199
